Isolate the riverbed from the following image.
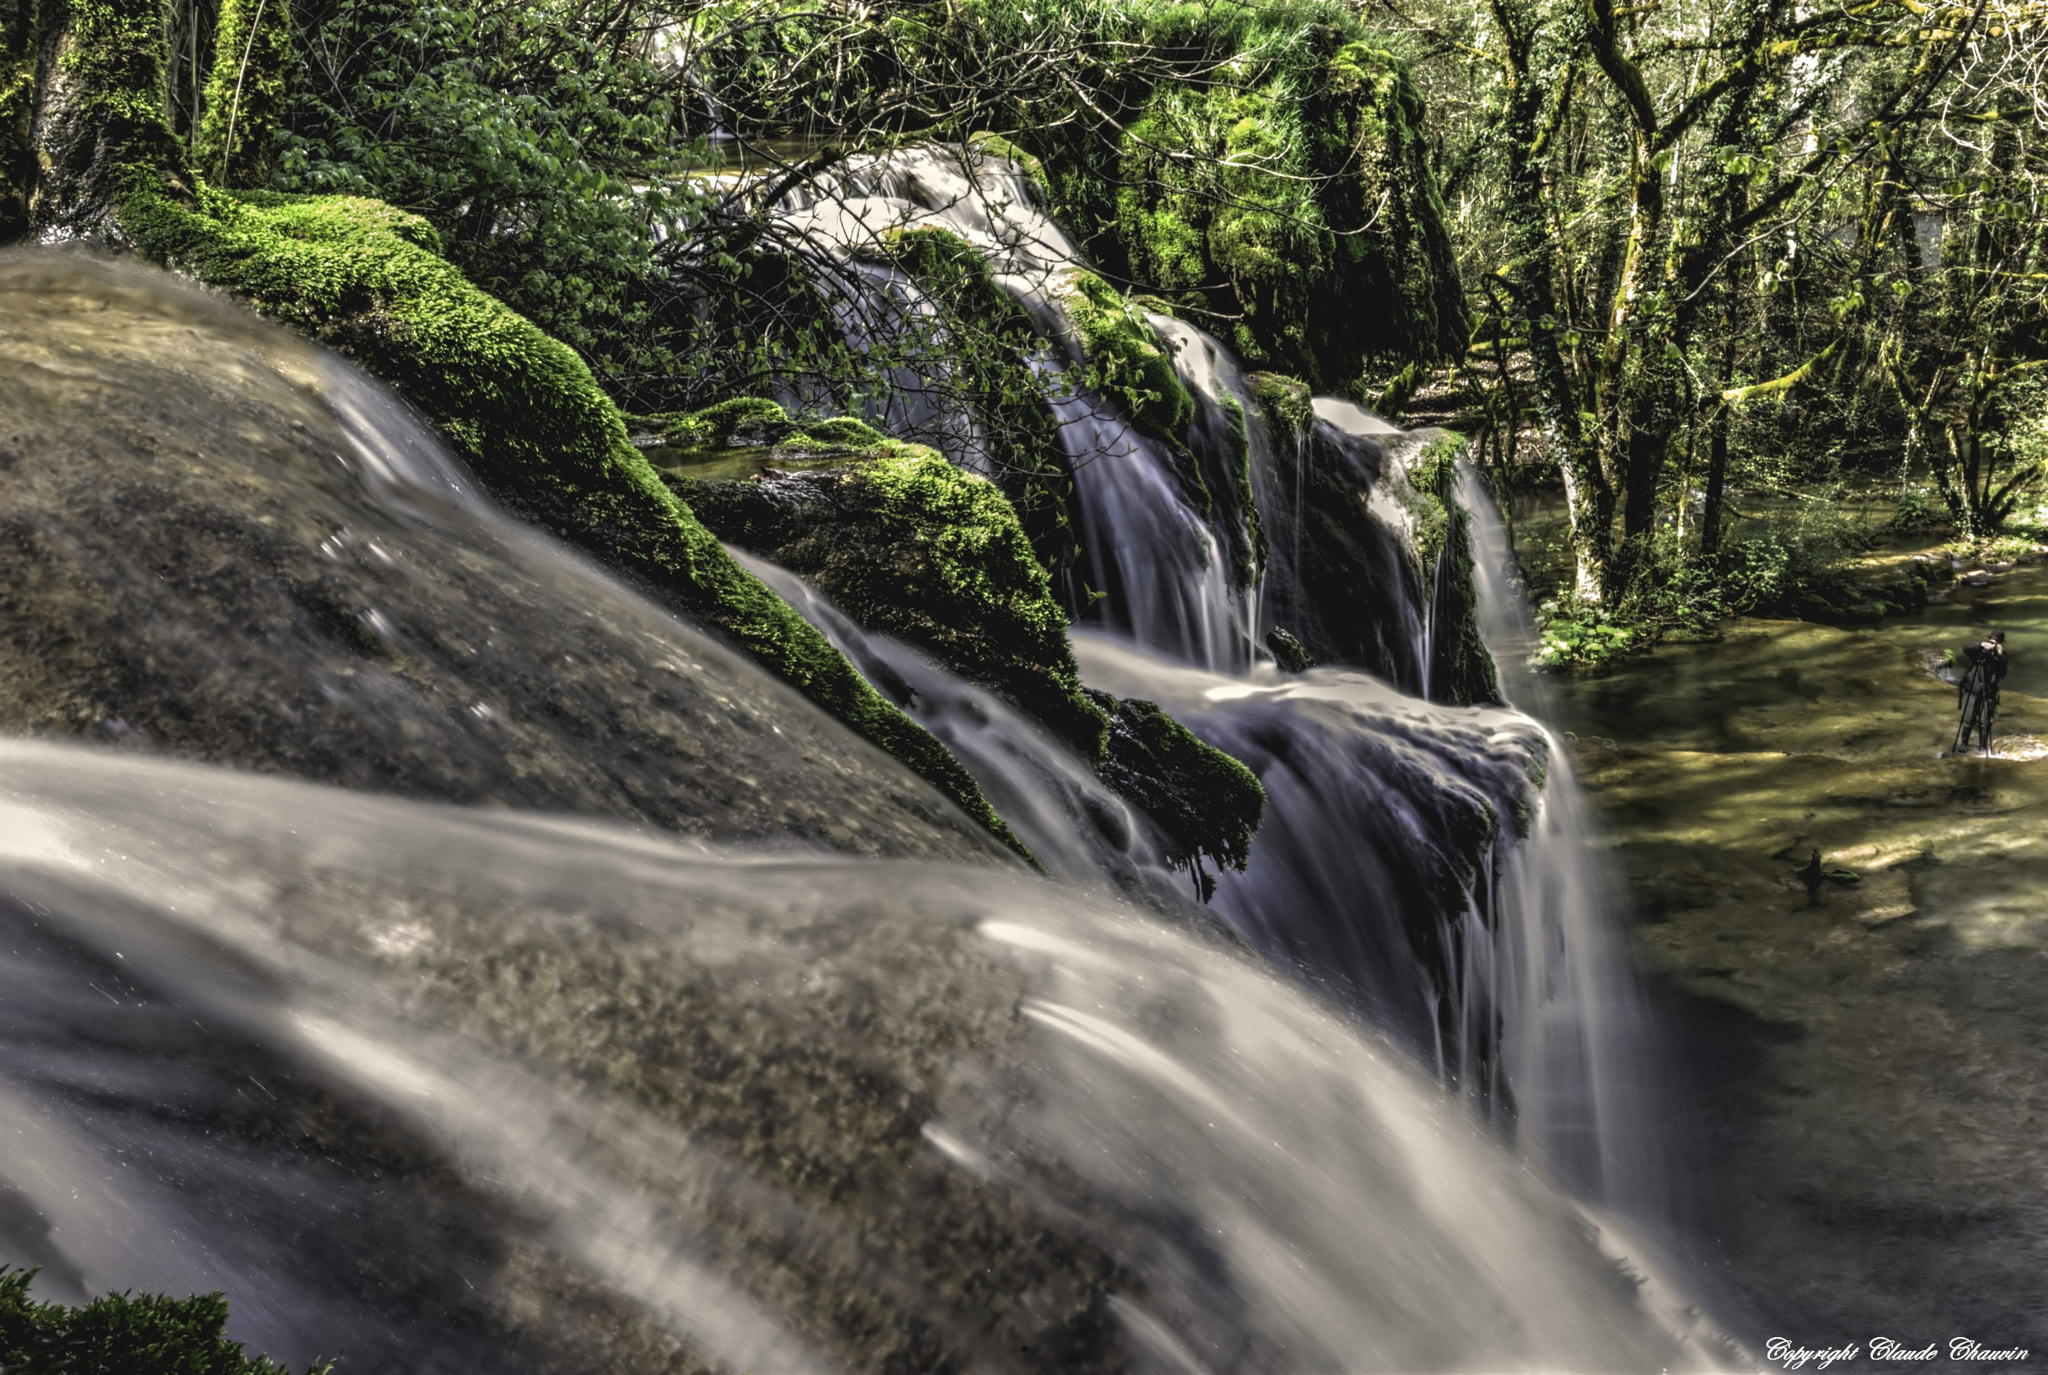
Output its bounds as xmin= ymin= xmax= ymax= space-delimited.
xmin=1546 ymin=562 xmax=2048 ymax=1362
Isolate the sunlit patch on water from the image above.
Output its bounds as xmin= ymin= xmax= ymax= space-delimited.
xmin=1990 ymin=734 xmax=2048 ymax=760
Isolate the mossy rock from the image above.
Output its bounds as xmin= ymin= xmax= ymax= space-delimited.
xmin=1247 ymin=372 xmax=1314 ymax=441
xmin=673 ymin=443 xmax=1111 ymax=759
xmin=635 ymin=399 xmax=891 ymax=457
xmin=872 ymin=225 xmax=1081 ymax=575
xmin=109 ymin=183 xmax=1024 ymax=859
xmin=1086 ymin=688 xmax=1265 ymax=896
xmin=0 ymin=1268 xmax=312 ymax=1374
xmin=0 ymin=249 xmax=1008 ymax=864
xmin=4 ymin=0 xmax=1025 ymax=854
xmin=1062 ymin=270 xmax=1194 ymax=446
xmin=966 ymin=131 xmax=1050 ymax=205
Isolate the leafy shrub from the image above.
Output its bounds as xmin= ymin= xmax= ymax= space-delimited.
xmin=1532 ymin=600 xmax=1646 ymax=667
xmin=277 ymin=0 xmax=702 ymax=401
xmin=1890 ymin=483 xmax=1949 ymax=532
xmin=0 ymin=1268 xmax=325 ymax=1374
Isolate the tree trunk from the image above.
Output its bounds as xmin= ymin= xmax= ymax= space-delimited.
xmin=0 ymin=0 xmax=34 ymax=238
xmin=1701 ymin=408 xmax=1730 ymax=555
xmin=18 ymin=0 xmax=194 ymax=240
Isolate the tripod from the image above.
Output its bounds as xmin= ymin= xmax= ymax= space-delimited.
xmin=1955 ymin=663 xmax=2000 ymax=756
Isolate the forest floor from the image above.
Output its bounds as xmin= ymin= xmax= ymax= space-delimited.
xmin=1547 ymin=567 xmax=2048 ymax=1367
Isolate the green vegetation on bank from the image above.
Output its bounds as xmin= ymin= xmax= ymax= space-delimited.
xmin=0 ymin=1269 xmax=323 ymax=1375
xmin=1054 ymin=16 xmax=1469 ymax=395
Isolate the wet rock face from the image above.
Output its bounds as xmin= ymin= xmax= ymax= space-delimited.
xmin=0 ymin=248 xmax=1005 ymax=862
xmin=1260 ymin=415 xmax=1432 ymax=693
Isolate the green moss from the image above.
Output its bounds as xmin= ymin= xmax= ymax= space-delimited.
xmin=651 ymin=396 xmax=796 ymax=446
xmin=966 ymin=131 xmax=1050 ymax=204
xmin=793 ymin=415 xmax=889 ymax=448
xmin=112 ymin=183 xmax=1026 ymax=858
xmin=874 ymin=225 xmax=1081 ymax=573
xmin=676 ymin=443 xmax=1111 ymax=759
xmin=1246 ymin=372 xmax=1313 ymax=441
xmin=195 ymin=0 xmax=291 ymax=188
xmin=1087 ymin=690 xmax=1265 ymax=897
xmin=0 ymin=1267 xmax=322 ymax=1373
xmin=1063 ymin=270 xmax=1194 ymax=444
xmin=27 ymin=0 xmax=192 ymax=235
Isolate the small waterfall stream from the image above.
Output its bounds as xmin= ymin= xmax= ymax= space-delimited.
xmin=764 ymin=143 xmax=1673 ymax=1220
xmin=1456 ymin=463 xmax=1669 ymax=1218
xmin=776 ymin=147 xmax=1254 ymax=669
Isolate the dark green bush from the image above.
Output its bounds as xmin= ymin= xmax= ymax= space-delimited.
xmin=0 ymin=1268 xmax=323 ymax=1375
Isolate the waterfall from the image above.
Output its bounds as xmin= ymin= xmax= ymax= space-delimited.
xmin=1456 ymin=462 xmax=1669 ymax=1219
xmin=0 ymin=742 xmax=1731 ymax=1372
xmin=732 ymin=547 xmax=1196 ymax=910
xmin=0 ymin=183 xmax=1733 ymax=1366
xmin=763 ymin=147 xmax=1669 ymax=1218
xmin=774 ymin=146 xmax=1255 ymax=669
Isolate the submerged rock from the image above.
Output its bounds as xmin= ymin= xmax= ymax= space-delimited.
xmin=0 ymin=249 xmax=1006 ymax=863
xmin=1087 ymin=689 xmax=1265 ymax=897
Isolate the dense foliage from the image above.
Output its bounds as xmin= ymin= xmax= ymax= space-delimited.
xmin=0 ymin=1268 xmax=321 ymax=1375
xmin=1371 ymin=0 xmax=2048 ymax=654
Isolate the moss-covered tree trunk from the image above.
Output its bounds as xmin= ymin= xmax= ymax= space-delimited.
xmin=193 ymin=0 xmax=288 ymax=186
xmin=13 ymin=0 xmax=197 ymax=238
xmin=0 ymin=0 xmax=36 ymax=238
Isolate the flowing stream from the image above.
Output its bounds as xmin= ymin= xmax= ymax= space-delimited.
xmin=0 ymin=191 xmax=1735 ymax=1368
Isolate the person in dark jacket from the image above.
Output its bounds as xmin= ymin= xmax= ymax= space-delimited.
xmin=1955 ymin=631 xmax=2007 ymax=755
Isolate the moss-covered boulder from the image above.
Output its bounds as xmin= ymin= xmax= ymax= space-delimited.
xmin=1247 ymin=371 xmax=1314 ymax=438
xmin=0 ymin=0 xmax=1023 ymax=857
xmin=1062 ymin=270 xmax=1195 ymax=445
xmin=0 ymin=250 xmax=1009 ymax=863
xmin=1086 ymin=688 xmax=1265 ymax=897
xmin=108 ymin=186 xmax=1019 ymax=854
xmin=871 ymin=225 xmax=1082 ymax=573
xmin=674 ymin=440 xmax=1111 ymax=759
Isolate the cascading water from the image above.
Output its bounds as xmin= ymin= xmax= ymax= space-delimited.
xmin=731 ymin=547 xmax=1195 ymax=910
xmin=774 ymin=147 xmax=1253 ymax=669
xmin=0 ymin=182 xmax=1740 ymax=1366
xmin=0 ymin=741 xmax=1736 ymax=1372
xmin=764 ymin=145 xmax=1673 ymax=1221
xmin=1455 ymin=463 xmax=1671 ymax=1219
